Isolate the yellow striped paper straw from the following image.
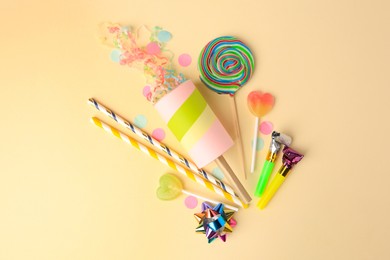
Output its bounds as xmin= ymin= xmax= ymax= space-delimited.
xmin=88 ymin=98 xmax=238 ymax=198
xmin=91 ymin=117 xmax=248 ymax=208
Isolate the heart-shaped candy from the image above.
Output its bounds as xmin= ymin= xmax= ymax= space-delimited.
xmin=156 ymin=173 xmax=183 ymax=200
xmin=247 ymin=91 xmax=275 ymax=117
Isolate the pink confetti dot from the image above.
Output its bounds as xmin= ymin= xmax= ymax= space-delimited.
xmin=259 ymin=121 xmax=273 ymax=135
xmin=184 ymin=196 xmax=198 ymax=209
xmin=152 ymin=128 xmax=165 ymax=141
xmin=146 ymin=42 xmax=161 ymax=55
xmin=142 ymin=85 xmax=151 ymax=100
xmin=178 ymin=53 xmax=192 ymax=67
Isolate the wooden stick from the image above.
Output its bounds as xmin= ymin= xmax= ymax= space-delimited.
xmin=250 ymin=117 xmax=259 ymax=173
xmin=231 ymin=96 xmax=247 ymax=179
xmin=216 ymin=156 xmax=252 ymax=204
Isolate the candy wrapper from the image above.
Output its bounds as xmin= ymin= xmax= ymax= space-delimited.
xmin=194 ymin=202 xmax=237 ymax=243
xmin=101 ymin=23 xmax=186 ymax=103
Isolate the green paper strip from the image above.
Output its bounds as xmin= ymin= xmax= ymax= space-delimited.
xmin=167 ymin=88 xmax=207 ymax=141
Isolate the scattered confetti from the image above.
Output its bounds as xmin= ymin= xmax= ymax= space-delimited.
xmin=184 ymin=196 xmax=198 ymax=209
xmin=146 ymin=42 xmax=161 ymax=55
xmin=134 ymin=114 xmax=148 ymax=128
xmin=252 ymin=137 xmax=265 ymax=151
xmin=157 ymin=30 xmax=172 ymax=42
xmin=110 ymin=49 xmax=121 ymax=63
xmin=142 ymin=85 xmax=152 ymax=100
xmin=178 ymin=53 xmax=192 ymax=67
xmin=152 ymin=128 xmax=165 ymax=141
xmin=212 ymin=167 xmax=224 ymax=180
xmin=259 ymin=121 xmax=273 ymax=135
xmin=101 ymin=23 xmax=186 ymax=103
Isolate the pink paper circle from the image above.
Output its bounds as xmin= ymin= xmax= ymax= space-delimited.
xmin=184 ymin=196 xmax=198 ymax=209
xmin=178 ymin=53 xmax=192 ymax=67
xmin=146 ymin=42 xmax=161 ymax=55
xmin=142 ymin=85 xmax=151 ymax=99
xmin=259 ymin=121 xmax=273 ymax=135
xmin=152 ymin=128 xmax=165 ymax=141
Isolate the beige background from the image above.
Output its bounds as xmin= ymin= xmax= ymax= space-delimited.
xmin=1 ymin=0 xmax=389 ymax=259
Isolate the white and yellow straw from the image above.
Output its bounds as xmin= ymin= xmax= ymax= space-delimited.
xmin=88 ymin=98 xmax=238 ymax=198
xmin=90 ymin=117 xmax=248 ymax=208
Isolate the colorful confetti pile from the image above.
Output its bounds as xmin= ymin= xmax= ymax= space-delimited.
xmin=101 ymin=23 xmax=186 ymax=103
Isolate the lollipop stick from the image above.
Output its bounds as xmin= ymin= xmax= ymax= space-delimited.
xmin=181 ymin=190 xmax=239 ymax=211
xmin=231 ymin=96 xmax=247 ymax=179
xmin=216 ymin=156 xmax=252 ymax=204
xmin=250 ymin=117 xmax=260 ymax=173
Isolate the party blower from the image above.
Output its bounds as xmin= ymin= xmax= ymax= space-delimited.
xmin=102 ymin=24 xmax=252 ymax=204
xmin=254 ymin=131 xmax=292 ymax=197
xmin=257 ymin=146 xmax=304 ymax=209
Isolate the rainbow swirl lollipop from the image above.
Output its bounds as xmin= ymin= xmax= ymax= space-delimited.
xmin=198 ymin=36 xmax=255 ymax=95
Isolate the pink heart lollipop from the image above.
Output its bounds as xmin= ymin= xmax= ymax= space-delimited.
xmin=248 ymin=91 xmax=275 ymax=117
xmin=247 ymin=91 xmax=275 ymax=173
